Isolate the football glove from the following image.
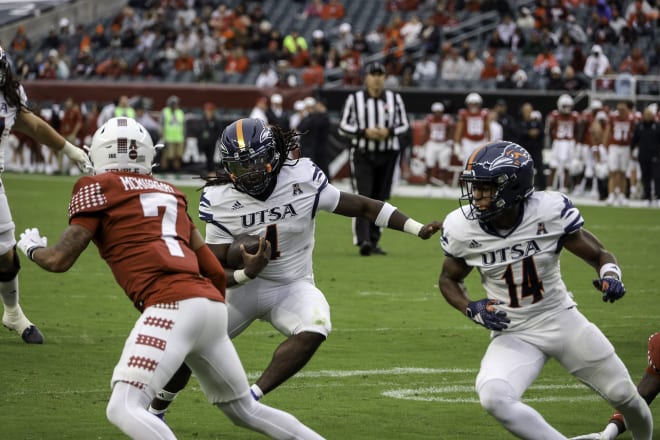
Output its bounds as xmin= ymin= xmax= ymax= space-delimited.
xmin=592 ymin=277 xmax=626 ymax=303
xmin=17 ymin=228 xmax=47 ymax=261
xmin=62 ymin=142 xmax=94 ymax=174
xmin=466 ymin=299 xmax=510 ymax=331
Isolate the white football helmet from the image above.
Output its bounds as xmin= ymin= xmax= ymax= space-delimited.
xmin=465 ymin=92 xmax=482 ymax=106
xmin=557 ymin=94 xmax=574 ymax=113
xmin=431 ymin=102 xmax=444 ymax=113
xmin=589 ymin=99 xmax=603 ymax=111
xmin=89 ymin=117 xmax=156 ymax=175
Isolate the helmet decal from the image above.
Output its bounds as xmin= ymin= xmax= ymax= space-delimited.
xmin=489 ymin=144 xmax=533 ymax=171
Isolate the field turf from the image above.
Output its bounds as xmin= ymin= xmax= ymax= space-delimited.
xmin=1 ymin=173 xmax=658 ymax=439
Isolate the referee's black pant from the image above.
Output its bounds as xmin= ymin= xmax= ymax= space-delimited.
xmin=639 ymin=154 xmax=660 ymax=201
xmin=349 ymin=148 xmax=400 ymax=248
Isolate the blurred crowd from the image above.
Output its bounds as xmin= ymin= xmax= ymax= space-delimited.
xmin=3 ymin=0 xmax=659 ymax=90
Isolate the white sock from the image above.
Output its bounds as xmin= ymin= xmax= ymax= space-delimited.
xmin=0 ymin=278 xmax=32 ymax=332
xmin=602 ymin=423 xmax=619 ymax=440
xmin=250 ymin=384 xmax=264 ymax=401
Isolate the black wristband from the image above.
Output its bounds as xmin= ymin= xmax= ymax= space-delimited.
xmin=27 ymin=246 xmax=43 ymax=261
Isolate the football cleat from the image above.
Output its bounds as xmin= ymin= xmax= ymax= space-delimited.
xmin=20 ymin=325 xmax=44 ymax=344
xmin=371 ymin=246 xmax=387 ymax=256
xmin=2 ymin=312 xmax=44 ymax=344
xmin=359 ymin=241 xmax=372 ymax=256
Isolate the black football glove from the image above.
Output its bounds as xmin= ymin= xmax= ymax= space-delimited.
xmin=466 ymin=299 xmax=510 ymax=331
xmin=592 ymin=277 xmax=626 ymax=303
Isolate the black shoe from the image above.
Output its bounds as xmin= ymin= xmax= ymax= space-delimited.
xmin=359 ymin=241 xmax=372 ymax=256
xmin=371 ymin=246 xmax=387 ymax=255
xmin=21 ymin=325 xmax=44 ymax=344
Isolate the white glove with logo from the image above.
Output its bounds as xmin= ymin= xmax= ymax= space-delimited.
xmin=18 ymin=228 xmax=48 ymax=261
xmin=62 ymin=141 xmax=94 ymax=174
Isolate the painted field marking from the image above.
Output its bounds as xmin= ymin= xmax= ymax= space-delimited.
xmin=382 ymin=383 xmax=598 ymax=403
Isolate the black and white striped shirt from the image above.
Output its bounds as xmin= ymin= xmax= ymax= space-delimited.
xmin=338 ymin=89 xmax=409 ymax=153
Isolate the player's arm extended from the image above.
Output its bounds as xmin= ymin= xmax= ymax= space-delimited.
xmin=333 ymin=191 xmax=441 ymax=239
xmin=438 ymin=255 xmax=473 ymax=313
xmin=13 ymin=110 xmax=68 ymax=151
xmin=23 ymin=225 xmax=93 ymax=272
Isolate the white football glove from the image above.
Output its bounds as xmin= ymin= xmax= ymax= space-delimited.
xmin=62 ymin=141 xmax=94 ymax=174
xmin=18 ymin=228 xmax=48 ymax=261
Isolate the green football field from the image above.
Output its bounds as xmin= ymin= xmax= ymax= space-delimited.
xmin=0 ymin=173 xmax=658 ymax=439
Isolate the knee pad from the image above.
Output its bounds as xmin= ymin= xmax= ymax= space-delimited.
xmin=0 ymin=247 xmax=20 ymax=282
xmin=0 ymin=226 xmax=16 ymax=256
xmin=478 ymin=379 xmax=516 ymax=418
xmin=217 ymin=395 xmax=258 ymax=429
xmin=106 ymin=381 xmax=151 ymax=428
xmin=602 ymin=375 xmax=639 ymax=408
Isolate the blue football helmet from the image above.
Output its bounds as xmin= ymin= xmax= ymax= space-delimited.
xmin=217 ymin=118 xmax=281 ymax=197
xmin=459 ymin=141 xmax=534 ymax=222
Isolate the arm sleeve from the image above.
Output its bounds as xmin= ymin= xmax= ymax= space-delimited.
xmin=195 ymin=244 xmax=226 ymax=297
xmin=317 ymin=182 xmax=341 ymax=212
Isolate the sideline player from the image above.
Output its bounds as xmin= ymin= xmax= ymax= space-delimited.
xmin=438 ymin=140 xmax=653 ymax=440
xmin=17 ymin=117 xmax=324 ymax=439
xmin=423 ymin=102 xmax=454 ymax=186
xmin=0 ymin=46 xmax=92 ymax=344
xmin=148 ymin=117 xmax=442 ymax=415
xmin=571 ymin=332 xmax=660 ymax=440
xmin=454 ymin=92 xmax=490 ymax=162
xmin=603 ymin=99 xmax=637 ymax=205
xmin=546 ymin=94 xmax=579 ymax=192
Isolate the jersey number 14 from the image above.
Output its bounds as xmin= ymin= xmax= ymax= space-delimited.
xmin=502 ymin=256 xmax=545 ymax=308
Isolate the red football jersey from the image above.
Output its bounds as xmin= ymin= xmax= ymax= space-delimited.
xmin=458 ymin=108 xmax=489 ymax=142
xmin=68 ymin=172 xmax=224 ymax=311
xmin=425 ymin=114 xmax=454 ymax=142
xmin=607 ymin=110 xmax=637 ymax=146
xmin=579 ymin=110 xmax=595 ymax=145
xmin=549 ymin=110 xmax=579 ymax=141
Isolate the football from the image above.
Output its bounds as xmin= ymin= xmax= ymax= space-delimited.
xmin=225 ymin=234 xmax=262 ymax=269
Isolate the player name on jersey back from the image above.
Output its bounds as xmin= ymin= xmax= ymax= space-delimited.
xmin=119 ymin=176 xmax=176 ymax=193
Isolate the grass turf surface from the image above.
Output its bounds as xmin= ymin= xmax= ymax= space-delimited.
xmin=0 ymin=173 xmax=658 ymax=439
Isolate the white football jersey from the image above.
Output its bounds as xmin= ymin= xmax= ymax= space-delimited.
xmin=0 ymin=85 xmax=28 ymax=171
xmin=441 ymin=191 xmax=583 ymax=330
xmin=200 ymin=158 xmax=340 ymax=284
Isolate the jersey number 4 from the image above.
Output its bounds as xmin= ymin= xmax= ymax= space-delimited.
xmin=502 ymin=256 xmax=545 ymax=308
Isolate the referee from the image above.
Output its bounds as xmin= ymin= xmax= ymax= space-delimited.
xmin=338 ymin=61 xmax=410 ymax=256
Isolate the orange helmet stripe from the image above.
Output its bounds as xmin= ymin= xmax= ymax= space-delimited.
xmin=236 ymin=119 xmax=246 ymax=150
xmin=465 ymin=143 xmax=488 ymax=171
